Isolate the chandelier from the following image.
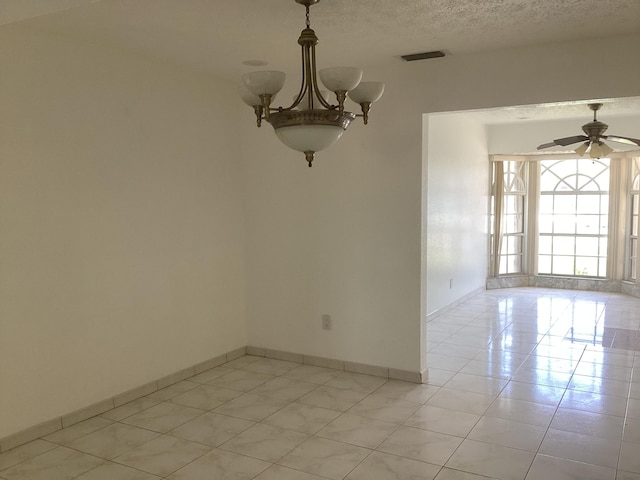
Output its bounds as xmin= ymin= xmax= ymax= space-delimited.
xmin=239 ymin=0 xmax=385 ymax=167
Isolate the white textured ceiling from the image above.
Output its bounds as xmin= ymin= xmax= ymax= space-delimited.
xmin=4 ymin=0 xmax=640 ymax=79
xmin=463 ymin=97 xmax=640 ymax=124
xmin=2 ymin=0 xmax=640 ymax=122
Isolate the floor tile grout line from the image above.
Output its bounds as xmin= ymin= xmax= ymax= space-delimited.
xmin=520 ymin=341 xmax=587 ymax=479
xmin=617 ymin=361 xmax=638 ymax=474
xmin=432 ymin=290 xmax=630 ymax=478
xmin=4 ymin=361 xmax=322 ymax=476
xmin=4 ymin=288 xmax=640 ymax=479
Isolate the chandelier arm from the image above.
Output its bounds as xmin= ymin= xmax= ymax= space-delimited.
xmin=288 ymin=44 xmax=309 ymax=111
xmin=352 ymin=103 xmax=372 ymax=124
xmin=304 ymin=44 xmax=315 ymax=110
xmin=260 ymin=94 xmax=273 ymax=119
xmin=302 ymin=3 xmax=324 ymax=111
xmin=310 ymin=44 xmax=334 ymax=110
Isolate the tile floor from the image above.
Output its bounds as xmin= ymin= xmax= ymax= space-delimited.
xmin=1 ymin=287 xmax=640 ymax=480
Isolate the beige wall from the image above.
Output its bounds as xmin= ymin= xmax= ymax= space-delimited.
xmin=241 ymin=64 xmax=424 ymax=372
xmin=242 ymin=33 xmax=640 ymax=376
xmin=0 ymin=28 xmax=247 ymax=438
xmin=425 ymin=113 xmax=489 ymax=315
xmin=415 ymin=33 xmax=640 ymax=371
xmin=403 ymin=33 xmax=640 ymax=115
xmin=1 ymin=19 xmax=639 ymax=440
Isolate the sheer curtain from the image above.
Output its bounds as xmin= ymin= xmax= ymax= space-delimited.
xmin=490 ymin=161 xmax=504 ymax=277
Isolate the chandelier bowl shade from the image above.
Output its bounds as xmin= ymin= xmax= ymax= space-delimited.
xmin=242 ymin=70 xmax=286 ymax=96
xmin=267 ymin=109 xmax=355 ymax=153
xmin=319 ymin=67 xmax=363 ymax=92
xmin=348 ymin=82 xmax=385 ymax=104
xmin=275 ymin=125 xmax=346 ymax=153
xmin=239 ymin=85 xmax=262 ymax=107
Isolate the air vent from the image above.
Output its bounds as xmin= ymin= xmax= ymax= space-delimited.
xmin=401 ymin=51 xmax=445 ymax=62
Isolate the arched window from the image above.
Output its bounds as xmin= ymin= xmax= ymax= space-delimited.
xmin=491 ymin=161 xmax=527 ymax=275
xmin=538 ymin=159 xmax=610 ymax=277
xmin=490 ymin=153 xmax=640 ymax=284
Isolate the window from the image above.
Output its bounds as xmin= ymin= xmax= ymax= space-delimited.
xmin=627 ymin=158 xmax=640 ymax=281
xmin=537 ymin=159 xmax=609 ymax=277
xmin=490 ymin=153 xmax=640 ymax=283
xmin=491 ymin=161 xmax=526 ymax=275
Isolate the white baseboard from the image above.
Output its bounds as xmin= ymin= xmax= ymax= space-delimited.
xmin=0 ymin=346 xmax=423 ymax=453
xmin=426 ymin=286 xmax=486 ymax=322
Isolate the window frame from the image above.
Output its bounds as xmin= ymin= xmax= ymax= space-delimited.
xmin=489 ymin=151 xmax=640 ymax=283
xmin=626 ymin=158 xmax=640 ymax=281
xmin=537 ymin=158 xmax=610 ymax=278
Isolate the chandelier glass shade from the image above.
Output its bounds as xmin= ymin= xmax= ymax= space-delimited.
xmin=239 ymin=0 xmax=384 ymax=167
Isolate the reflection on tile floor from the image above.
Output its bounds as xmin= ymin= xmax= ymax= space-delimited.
xmin=1 ymin=287 xmax=640 ymax=480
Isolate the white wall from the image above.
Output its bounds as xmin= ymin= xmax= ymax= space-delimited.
xmin=402 ymin=33 xmax=640 ymax=115
xmin=424 ymin=113 xmax=489 ymax=315
xmin=1 ymin=21 xmax=639 ymax=439
xmin=415 ymin=34 xmax=639 ymax=373
xmin=241 ymin=65 xmax=424 ymax=373
xmin=0 ymin=28 xmax=247 ymax=438
xmin=242 ymin=33 xmax=640 ymax=377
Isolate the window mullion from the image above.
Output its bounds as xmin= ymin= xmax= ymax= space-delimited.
xmin=527 ymin=161 xmax=539 ymax=276
xmin=608 ymin=158 xmax=626 ymax=280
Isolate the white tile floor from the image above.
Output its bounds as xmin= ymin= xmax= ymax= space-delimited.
xmin=1 ymin=287 xmax=640 ymax=480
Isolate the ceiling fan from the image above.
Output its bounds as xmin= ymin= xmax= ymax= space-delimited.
xmin=537 ymin=103 xmax=640 ymax=158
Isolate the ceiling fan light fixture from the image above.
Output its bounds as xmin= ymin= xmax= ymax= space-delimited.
xmin=589 ymin=142 xmax=602 ymax=158
xmin=574 ymin=142 xmax=589 ymax=156
xmin=589 ymin=141 xmax=613 ymax=159
xmin=600 ymin=142 xmax=614 ymax=157
xmin=239 ymin=0 xmax=384 ymax=167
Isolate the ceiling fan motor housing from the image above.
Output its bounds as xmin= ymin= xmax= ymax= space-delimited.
xmin=582 ymin=120 xmax=608 ymax=141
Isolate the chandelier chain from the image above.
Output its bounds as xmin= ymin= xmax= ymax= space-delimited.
xmin=305 ymin=5 xmax=310 ymax=27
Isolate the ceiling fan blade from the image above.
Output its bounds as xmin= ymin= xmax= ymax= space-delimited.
xmin=552 ymin=135 xmax=589 ymax=146
xmin=537 ymin=141 xmax=558 ymax=150
xmin=604 ymin=135 xmax=640 ymax=147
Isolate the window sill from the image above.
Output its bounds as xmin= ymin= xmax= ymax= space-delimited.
xmin=487 ymin=275 xmax=640 ymax=299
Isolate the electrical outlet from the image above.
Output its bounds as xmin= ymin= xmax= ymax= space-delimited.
xmin=322 ymin=314 xmax=331 ymax=330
